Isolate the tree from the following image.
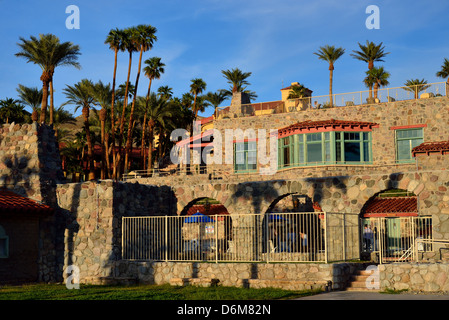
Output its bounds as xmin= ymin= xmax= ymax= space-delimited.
xmin=16 ymin=84 xmax=43 ymax=120
xmin=15 ymin=34 xmax=81 ymax=124
xmin=221 ymin=68 xmax=252 ymax=93
xmin=404 ymin=79 xmax=431 ymax=99
xmin=0 ymin=98 xmax=28 ymax=124
xmin=141 ymin=57 xmax=165 ymax=169
xmin=157 ymin=86 xmax=173 ymax=99
xmin=205 ymin=90 xmax=229 ymax=118
xmin=314 ymin=45 xmax=345 ymax=107
xmin=144 ymin=94 xmax=175 ymax=172
xmin=124 ymin=24 xmax=158 ymax=173
xmin=436 ymin=58 xmax=449 ymax=97
xmin=351 ymin=41 xmax=389 ymax=98
xmin=63 ymin=79 xmax=96 ymax=180
xmin=91 ymin=80 xmax=113 ymax=179
xmin=190 ymin=78 xmax=207 ymax=120
xmin=364 ymin=66 xmax=390 ymax=100
xmin=104 ymin=28 xmax=125 ymax=168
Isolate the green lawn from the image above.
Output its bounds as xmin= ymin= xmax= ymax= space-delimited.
xmin=0 ymin=283 xmax=321 ymax=300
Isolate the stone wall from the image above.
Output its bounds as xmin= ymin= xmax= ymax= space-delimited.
xmin=379 ymin=262 xmax=449 ymax=292
xmin=113 ymin=260 xmax=358 ymax=290
xmin=55 ymin=180 xmax=176 ymax=282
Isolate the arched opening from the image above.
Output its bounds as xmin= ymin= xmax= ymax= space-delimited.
xmin=179 ymin=198 xmax=232 ymax=260
xmin=261 ymin=193 xmax=325 ymax=261
xmin=359 ymin=188 xmax=431 ymax=262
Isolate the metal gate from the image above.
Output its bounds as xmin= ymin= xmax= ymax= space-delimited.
xmin=361 ymin=216 xmax=432 ymax=263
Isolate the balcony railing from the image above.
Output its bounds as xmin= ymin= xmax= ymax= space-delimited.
xmin=216 ymin=81 xmax=448 ymax=119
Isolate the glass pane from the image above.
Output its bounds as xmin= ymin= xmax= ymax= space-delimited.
xmin=298 ymin=134 xmax=304 ymax=143
xmin=397 ymin=140 xmax=411 ymax=160
xmin=363 ymin=132 xmax=370 ymax=140
xmin=344 ymin=142 xmax=361 ymax=162
xmin=325 ymin=141 xmax=331 ymax=162
xmin=298 ymin=144 xmax=305 ymax=164
xmin=247 ymin=151 xmax=257 ymax=164
xmin=307 ymin=133 xmax=322 ymax=142
xmin=247 ymin=141 xmax=257 ymax=151
xmin=235 ymin=152 xmax=245 ymax=164
xmin=236 ymin=143 xmax=244 ymax=151
xmin=363 ymin=141 xmax=370 ymax=162
xmin=324 ymin=132 xmax=330 ymax=141
xmin=336 ymin=141 xmax=342 ymax=162
xmin=335 ymin=132 xmax=341 ymax=140
xmin=307 ymin=143 xmax=322 ymax=163
xmin=283 ymin=147 xmax=290 ymax=166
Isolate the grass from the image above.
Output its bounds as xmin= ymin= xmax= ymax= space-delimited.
xmin=0 ymin=283 xmax=321 ymax=300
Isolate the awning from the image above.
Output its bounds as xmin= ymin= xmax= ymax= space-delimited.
xmin=184 ymin=212 xmax=216 ymax=223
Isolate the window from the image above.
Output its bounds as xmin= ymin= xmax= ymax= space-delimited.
xmin=0 ymin=225 xmax=8 ymax=258
xmin=234 ymin=141 xmax=257 ymax=172
xmin=278 ymin=131 xmax=372 ymax=168
xmin=396 ymin=128 xmax=423 ymax=162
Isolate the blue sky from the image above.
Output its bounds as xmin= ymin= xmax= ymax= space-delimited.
xmin=1 ymin=0 xmax=449 ymax=118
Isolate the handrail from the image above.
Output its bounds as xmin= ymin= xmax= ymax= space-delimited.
xmin=215 ymin=81 xmax=447 ymax=118
xmin=414 ymin=238 xmax=449 ymax=262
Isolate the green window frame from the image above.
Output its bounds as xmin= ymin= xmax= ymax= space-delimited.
xmin=278 ymin=131 xmax=372 ymax=169
xmin=395 ymin=128 xmax=424 ymax=162
xmin=234 ymin=141 xmax=257 ymax=173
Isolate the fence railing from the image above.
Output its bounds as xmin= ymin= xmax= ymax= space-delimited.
xmin=361 ymin=216 xmax=433 ymax=264
xmin=216 ymin=81 xmax=447 ymax=119
xmin=122 ymin=212 xmax=360 ymax=263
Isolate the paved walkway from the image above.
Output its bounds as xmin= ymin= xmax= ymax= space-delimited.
xmin=296 ymin=290 xmax=449 ymax=300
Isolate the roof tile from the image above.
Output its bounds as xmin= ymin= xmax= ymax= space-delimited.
xmin=0 ymin=189 xmax=54 ymax=214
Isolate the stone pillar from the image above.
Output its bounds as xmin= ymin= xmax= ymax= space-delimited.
xmin=229 ymin=92 xmax=251 ymax=117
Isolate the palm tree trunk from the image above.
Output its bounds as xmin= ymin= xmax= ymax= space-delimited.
xmin=147 ymin=124 xmax=154 ymax=174
xmin=83 ymin=106 xmax=95 ymax=180
xmin=116 ymin=50 xmax=133 ymax=178
xmin=124 ymin=46 xmax=144 ymax=173
xmin=111 ymin=48 xmax=118 ymax=180
xmin=49 ymin=80 xmax=54 ymax=125
xmin=39 ymin=71 xmax=51 ymax=124
xmin=329 ymin=65 xmax=334 ymax=107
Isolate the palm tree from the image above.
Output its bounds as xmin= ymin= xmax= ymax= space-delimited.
xmin=141 ymin=57 xmax=165 ymax=169
xmin=63 ymin=79 xmax=96 ymax=180
xmin=124 ymin=24 xmax=158 ymax=173
xmin=436 ymin=58 xmax=449 ymax=96
xmin=205 ymin=90 xmax=229 ymax=118
xmin=0 ymin=98 xmax=27 ymax=124
xmin=364 ymin=66 xmax=390 ymax=100
xmin=15 ymin=34 xmax=81 ymax=124
xmin=91 ymin=80 xmax=113 ymax=179
xmin=221 ymin=68 xmax=252 ymax=94
xmin=145 ymin=94 xmax=175 ymax=172
xmin=16 ymin=84 xmax=43 ymax=120
xmin=351 ymin=41 xmax=389 ymax=99
xmin=157 ymin=86 xmax=173 ymax=99
xmin=404 ymin=79 xmax=431 ymax=99
xmin=314 ymin=45 xmax=345 ymax=106
xmin=190 ymin=78 xmax=207 ymax=120
xmin=105 ymin=28 xmax=125 ymax=161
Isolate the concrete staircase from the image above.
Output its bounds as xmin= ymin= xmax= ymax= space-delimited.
xmin=345 ymin=266 xmax=380 ymax=292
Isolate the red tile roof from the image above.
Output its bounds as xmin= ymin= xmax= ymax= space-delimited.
xmin=0 ymin=189 xmax=54 ymax=214
xmin=278 ymin=119 xmax=379 ymax=137
xmin=362 ymin=197 xmax=417 ymax=217
xmin=187 ymin=204 xmax=229 ymax=218
xmin=412 ymin=141 xmax=449 ymax=156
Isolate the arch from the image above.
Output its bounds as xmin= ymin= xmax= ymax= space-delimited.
xmin=360 ymin=188 xmax=417 ymax=218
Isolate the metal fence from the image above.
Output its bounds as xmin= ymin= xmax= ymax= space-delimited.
xmin=216 ymin=81 xmax=447 ymax=118
xmin=361 ymin=216 xmax=433 ymax=263
xmin=122 ymin=212 xmax=360 ymax=263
